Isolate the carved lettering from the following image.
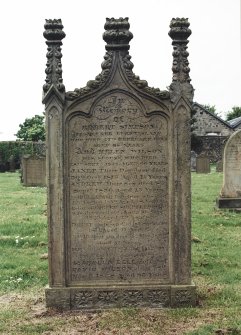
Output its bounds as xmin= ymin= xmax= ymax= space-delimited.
xmin=67 ymin=93 xmax=169 ymax=283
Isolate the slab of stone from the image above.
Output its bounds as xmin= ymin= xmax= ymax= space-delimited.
xmin=216 ymin=160 xmax=223 ymax=172
xmin=218 ymin=129 xmax=241 ymax=208
xmin=196 ymin=156 xmax=210 ymax=173
xmin=191 ymin=151 xmax=197 ymax=171
xmin=21 ymin=155 xmax=46 ymax=187
xmin=43 ymin=17 xmax=196 ymax=309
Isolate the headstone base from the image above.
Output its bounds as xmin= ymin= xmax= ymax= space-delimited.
xmin=217 ymin=197 xmax=241 ymax=209
xmin=45 ymin=284 xmax=196 ymax=310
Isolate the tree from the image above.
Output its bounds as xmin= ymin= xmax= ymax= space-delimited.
xmin=225 ymin=106 xmax=241 ymax=121
xmin=15 ymin=114 xmax=46 ymax=141
xmin=201 ymin=104 xmax=219 ymax=116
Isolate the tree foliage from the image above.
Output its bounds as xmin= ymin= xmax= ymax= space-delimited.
xmin=15 ymin=115 xmax=46 ymax=142
xmin=201 ymin=104 xmax=219 ymax=116
xmin=225 ymin=106 xmax=241 ymax=121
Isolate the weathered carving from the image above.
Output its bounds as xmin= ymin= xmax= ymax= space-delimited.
xmin=65 ymin=51 xmax=114 ymax=100
xmin=169 ymin=18 xmax=193 ymax=102
xmin=123 ymin=290 xmax=143 ymax=305
xmin=146 ymin=290 xmax=169 ymax=306
xmin=72 ymin=291 xmax=93 ymax=308
xmin=66 ymin=18 xmax=170 ymax=101
xmin=43 ymin=19 xmax=65 ymax=95
xmin=169 ymin=18 xmax=191 ymax=83
xmin=103 ymin=17 xmax=133 ymax=51
xmin=44 ymin=18 xmax=196 ymax=310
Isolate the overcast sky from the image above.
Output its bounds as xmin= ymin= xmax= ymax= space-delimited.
xmin=0 ymin=0 xmax=240 ymax=140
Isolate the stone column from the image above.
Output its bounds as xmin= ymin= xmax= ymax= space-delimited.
xmin=43 ymin=19 xmax=66 ymax=288
xmin=169 ymin=18 xmax=194 ymax=287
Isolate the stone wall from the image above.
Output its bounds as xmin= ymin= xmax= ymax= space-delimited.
xmin=193 ymin=104 xmax=233 ymax=136
xmin=194 ymin=136 xmax=228 ymax=163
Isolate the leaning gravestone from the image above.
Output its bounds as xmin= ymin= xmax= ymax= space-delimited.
xmin=196 ymin=155 xmax=210 ymax=173
xmin=217 ymin=129 xmax=241 ymax=208
xmin=43 ymin=17 xmax=196 ymax=309
xmin=21 ymin=155 xmax=46 ymax=186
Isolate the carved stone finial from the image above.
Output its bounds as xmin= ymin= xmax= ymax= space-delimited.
xmin=66 ymin=18 xmax=170 ymax=101
xmin=103 ymin=17 xmax=133 ymax=51
xmin=43 ymin=19 xmax=65 ymax=97
xmin=169 ymin=18 xmax=191 ymax=84
xmin=43 ymin=19 xmax=66 ymax=42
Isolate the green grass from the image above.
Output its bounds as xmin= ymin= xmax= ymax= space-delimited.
xmin=0 ymin=170 xmax=241 ymax=334
xmin=0 ymin=172 xmax=48 ymax=293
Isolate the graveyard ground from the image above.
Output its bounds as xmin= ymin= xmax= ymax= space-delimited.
xmin=0 ymin=169 xmax=241 ymax=335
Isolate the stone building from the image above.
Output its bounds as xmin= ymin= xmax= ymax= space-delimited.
xmin=192 ymin=102 xmax=233 ymax=136
xmin=192 ymin=103 xmax=235 ymax=162
xmin=227 ymin=116 xmax=241 ymax=130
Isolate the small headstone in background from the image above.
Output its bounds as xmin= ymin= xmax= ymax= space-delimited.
xmin=8 ymin=155 xmax=16 ymax=172
xmin=0 ymin=152 xmax=6 ymax=172
xmin=191 ymin=151 xmax=197 ymax=171
xmin=21 ymin=155 xmax=46 ymax=187
xmin=217 ymin=129 xmax=241 ymax=208
xmin=216 ymin=160 xmax=223 ymax=172
xmin=196 ymin=155 xmax=210 ymax=173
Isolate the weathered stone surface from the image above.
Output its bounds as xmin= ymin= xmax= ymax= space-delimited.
xmin=218 ymin=129 xmax=241 ymax=208
xmin=193 ymin=135 xmax=228 ymax=163
xmin=43 ymin=17 xmax=196 ymax=309
xmin=191 ymin=151 xmax=197 ymax=171
xmin=46 ymin=284 xmax=196 ymax=310
xmin=21 ymin=155 xmax=46 ymax=187
xmin=196 ymin=156 xmax=210 ymax=173
xmin=216 ymin=160 xmax=223 ymax=172
xmin=192 ymin=103 xmax=233 ymax=137
xmin=7 ymin=155 xmax=16 ymax=172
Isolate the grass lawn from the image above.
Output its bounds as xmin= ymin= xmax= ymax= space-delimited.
xmin=0 ymin=170 xmax=241 ymax=334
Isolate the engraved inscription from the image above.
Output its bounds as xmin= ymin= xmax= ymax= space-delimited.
xmin=222 ymin=130 xmax=241 ymax=197
xmin=67 ymin=93 xmax=170 ymax=284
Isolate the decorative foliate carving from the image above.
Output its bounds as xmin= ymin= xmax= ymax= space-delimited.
xmin=146 ymin=290 xmax=169 ymax=305
xmin=169 ymin=18 xmax=192 ymax=84
xmin=65 ymin=51 xmax=114 ymax=100
xmin=122 ymin=54 xmax=170 ymax=99
xmin=123 ymin=290 xmax=143 ymax=305
xmin=43 ymin=19 xmax=65 ymax=95
xmin=66 ymin=18 xmax=170 ymax=101
xmin=175 ymin=289 xmax=193 ymax=304
xmin=72 ymin=291 xmax=93 ymax=308
xmin=97 ymin=291 xmax=118 ymax=306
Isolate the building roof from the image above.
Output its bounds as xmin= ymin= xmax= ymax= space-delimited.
xmin=193 ymin=102 xmax=234 ymax=130
xmin=227 ymin=116 xmax=241 ymax=128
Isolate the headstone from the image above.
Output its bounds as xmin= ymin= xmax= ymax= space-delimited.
xmin=196 ymin=155 xmax=210 ymax=173
xmin=43 ymin=18 xmax=196 ymax=309
xmin=216 ymin=160 xmax=223 ymax=172
xmin=21 ymin=155 xmax=46 ymax=187
xmin=191 ymin=151 xmax=197 ymax=171
xmin=0 ymin=152 xmax=6 ymax=172
xmin=8 ymin=155 xmax=16 ymax=172
xmin=217 ymin=129 xmax=241 ymax=208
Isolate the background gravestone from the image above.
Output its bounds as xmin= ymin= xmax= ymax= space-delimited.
xmin=43 ymin=17 xmax=196 ymax=309
xmin=21 ymin=155 xmax=46 ymax=187
xmin=191 ymin=151 xmax=197 ymax=171
xmin=216 ymin=160 xmax=223 ymax=172
xmin=217 ymin=129 xmax=241 ymax=208
xmin=8 ymin=155 xmax=16 ymax=172
xmin=196 ymin=155 xmax=210 ymax=173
